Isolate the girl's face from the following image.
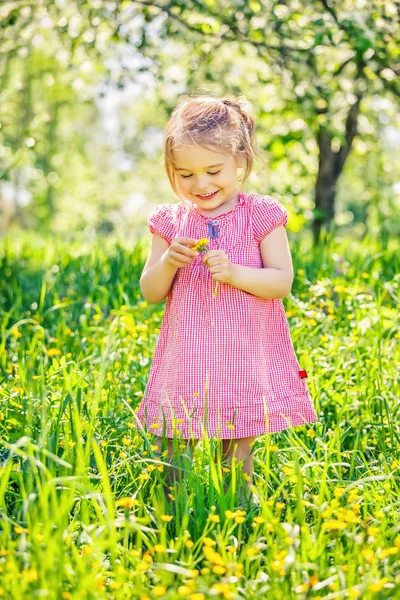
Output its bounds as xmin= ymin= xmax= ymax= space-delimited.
xmin=171 ymin=143 xmax=243 ymax=215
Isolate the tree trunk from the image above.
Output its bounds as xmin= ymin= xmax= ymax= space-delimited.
xmin=313 ymin=96 xmax=362 ymax=246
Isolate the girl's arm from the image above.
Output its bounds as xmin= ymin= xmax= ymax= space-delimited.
xmin=229 ymin=225 xmax=294 ymax=299
xmin=140 ymin=234 xmax=178 ymax=304
xmin=140 ymin=234 xmax=198 ymax=304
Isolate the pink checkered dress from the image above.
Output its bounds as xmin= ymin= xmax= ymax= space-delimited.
xmin=134 ymin=192 xmax=318 ymax=440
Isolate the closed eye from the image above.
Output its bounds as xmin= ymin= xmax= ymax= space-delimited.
xmin=181 ymin=170 xmax=221 ymax=179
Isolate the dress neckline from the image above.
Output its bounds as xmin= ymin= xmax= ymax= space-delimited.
xmin=180 ymin=191 xmax=246 ymax=222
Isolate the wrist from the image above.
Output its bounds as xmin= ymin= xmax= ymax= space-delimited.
xmin=228 ymin=262 xmax=239 ymax=287
xmin=161 ymin=250 xmax=179 ymax=274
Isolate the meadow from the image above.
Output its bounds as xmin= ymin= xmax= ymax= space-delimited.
xmin=0 ymin=230 xmax=399 ymax=600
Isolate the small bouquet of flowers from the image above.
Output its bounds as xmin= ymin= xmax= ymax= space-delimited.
xmin=191 ymin=238 xmax=219 ymax=297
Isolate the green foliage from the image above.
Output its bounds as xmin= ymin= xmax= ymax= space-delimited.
xmin=0 ymin=1 xmax=399 ymax=239
xmin=0 ymin=231 xmax=399 ymax=597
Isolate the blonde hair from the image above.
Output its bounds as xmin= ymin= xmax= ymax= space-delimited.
xmin=164 ymin=94 xmax=259 ymax=198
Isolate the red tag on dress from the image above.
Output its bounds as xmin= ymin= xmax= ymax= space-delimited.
xmin=299 ymin=370 xmax=308 ymax=379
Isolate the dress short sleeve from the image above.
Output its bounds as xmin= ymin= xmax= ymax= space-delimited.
xmin=147 ymin=203 xmax=176 ymax=244
xmin=251 ymin=195 xmax=288 ymax=244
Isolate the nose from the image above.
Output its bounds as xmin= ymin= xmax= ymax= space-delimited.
xmin=192 ymin=175 xmax=210 ymax=192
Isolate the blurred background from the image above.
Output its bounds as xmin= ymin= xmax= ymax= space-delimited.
xmin=0 ymin=0 xmax=399 ymax=246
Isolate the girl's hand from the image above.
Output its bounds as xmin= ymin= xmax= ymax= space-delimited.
xmin=165 ymin=237 xmax=199 ymax=269
xmin=202 ymin=249 xmax=234 ymax=285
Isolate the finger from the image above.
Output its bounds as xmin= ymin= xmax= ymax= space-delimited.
xmin=202 ymin=251 xmax=215 ymax=262
xmin=179 ymin=238 xmax=198 ymax=246
xmin=176 ymin=244 xmax=198 ymax=258
xmin=204 ymin=257 xmax=220 ymax=266
xmin=171 ymin=250 xmax=192 ymax=264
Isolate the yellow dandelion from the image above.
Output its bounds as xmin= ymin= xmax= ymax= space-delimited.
xmin=368 ymin=578 xmax=388 ymax=593
xmin=153 ymin=586 xmax=167 ymax=597
xmin=209 ymin=515 xmax=220 ymax=523
xmin=271 ymin=560 xmax=284 ymax=572
xmin=115 ymin=497 xmax=138 ymax=509
xmin=322 ymin=520 xmax=347 ymax=530
xmin=361 ymin=548 xmax=374 ymax=563
xmin=202 ymin=537 xmax=216 ymax=546
xmin=187 ymin=569 xmax=200 ymax=578
xmin=160 ymin=514 xmax=173 ymax=522
xmin=377 ymin=547 xmax=398 ymax=559
xmin=190 ymin=238 xmax=219 ymax=297
xmin=213 ymin=565 xmax=227 ymax=574
xmin=47 ymin=348 xmax=62 ymax=356
xmin=191 ymin=238 xmax=209 ymax=252
xmin=14 ymin=526 xmax=28 ymax=534
xmin=234 ymin=516 xmax=245 ymax=524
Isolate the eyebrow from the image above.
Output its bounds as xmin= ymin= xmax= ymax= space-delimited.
xmin=175 ymin=163 xmax=224 ymax=171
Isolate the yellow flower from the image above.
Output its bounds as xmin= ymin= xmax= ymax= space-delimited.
xmin=153 ymin=586 xmax=167 ymax=596
xmin=47 ymin=348 xmax=62 ymax=356
xmin=271 ymin=560 xmax=284 ymax=572
xmin=377 ymin=547 xmax=398 ymax=559
xmin=361 ymin=548 xmax=374 ymax=563
xmin=209 ymin=515 xmax=220 ymax=523
xmin=178 ymin=587 xmax=192 ymax=596
xmin=160 ymin=515 xmax=173 ymax=522
xmin=212 ymin=565 xmax=227 ymax=574
xmin=368 ymin=578 xmax=388 ymax=593
xmin=191 ymin=238 xmax=210 ymax=252
xmin=234 ymin=516 xmax=245 ymax=524
xmin=202 ymin=537 xmax=216 ymax=546
xmin=190 ymin=238 xmax=219 ymax=297
xmin=14 ymin=526 xmax=28 ymax=534
xmin=322 ymin=520 xmax=347 ymax=530
xmin=115 ymin=497 xmax=139 ymax=509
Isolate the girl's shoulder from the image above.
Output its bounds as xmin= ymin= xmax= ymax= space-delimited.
xmin=243 ymin=192 xmax=288 ymax=243
xmin=243 ymin=192 xmax=286 ymax=210
xmin=147 ymin=202 xmax=181 ymax=243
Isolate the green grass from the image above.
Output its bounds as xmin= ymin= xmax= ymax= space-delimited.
xmin=0 ymin=229 xmax=399 ymax=599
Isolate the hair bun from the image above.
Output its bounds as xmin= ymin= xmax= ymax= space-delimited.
xmin=222 ymin=96 xmax=254 ymax=136
xmin=221 ymin=97 xmax=245 ymax=113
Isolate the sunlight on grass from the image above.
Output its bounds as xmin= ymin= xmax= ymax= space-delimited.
xmin=0 ymin=230 xmax=399 ymax=598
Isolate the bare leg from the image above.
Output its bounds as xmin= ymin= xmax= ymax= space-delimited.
xmin=153 ymin=436 xmax=199 ymax=502
xmin=220 ymin=437 xmax=256 ymax=503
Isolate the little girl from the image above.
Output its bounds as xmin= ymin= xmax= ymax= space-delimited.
xmin=135 ymin=94 xmax=318 ymax=504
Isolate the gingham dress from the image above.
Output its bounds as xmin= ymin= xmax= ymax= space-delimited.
xmin=134 ymin=192 xmax=318 ymax=440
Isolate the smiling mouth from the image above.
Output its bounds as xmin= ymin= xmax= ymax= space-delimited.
xmin=195 ymin=191 xmax=219 ymax=199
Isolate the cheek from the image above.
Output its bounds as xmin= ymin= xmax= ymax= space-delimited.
xmin=177 ymin=178 xmax=190 ymax=191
